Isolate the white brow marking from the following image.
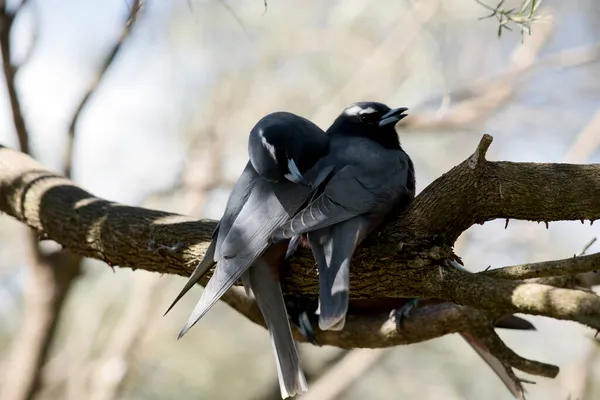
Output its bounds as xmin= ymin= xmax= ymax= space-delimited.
xmin=359 ymin=107 xmax=377 ymax=115
xmin=344 ymin=105 xmax=362 ymax=116
xmin=258 ymin=128 xmax=277 ymax=161
xmin=344 ymin=105 xmax=377 ymax=116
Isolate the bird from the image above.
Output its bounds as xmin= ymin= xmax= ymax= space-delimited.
xmin=269 ymin=103 xmax=529 ymax=398
xmin=165 ymin=111 xmax=331 ymax=399
xmin=272 ymin=101 xmax=415 ymax=331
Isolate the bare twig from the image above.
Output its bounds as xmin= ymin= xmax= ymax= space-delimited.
xmin=579 ymin=238 xmax=597 ymax=257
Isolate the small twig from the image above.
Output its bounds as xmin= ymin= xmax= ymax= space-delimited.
xmin=579 ymin=238 xmax=597 ymax=257
xmin=468 ymin=134 xmax=493 ymax=168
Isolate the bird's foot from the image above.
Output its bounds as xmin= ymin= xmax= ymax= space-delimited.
xmin=286 ymin=299 xmax=320 ymax=345
xmin=389 ymin=298 xmax=420 ymax=331
xmin=297 ymin=311 xmax=319 ymax=345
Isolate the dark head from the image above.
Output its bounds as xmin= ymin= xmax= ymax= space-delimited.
xmin=248 ymin=111 xmax=330 ymax=184
xmin=326 ymin=102 xmax=408 ymax=149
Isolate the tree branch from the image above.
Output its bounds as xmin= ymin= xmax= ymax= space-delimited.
xmin=482 ymin=252 xmax=600 ymax=280
xmin=2 ymin=139 xmax=600 ymax=349
xmin=387 ymin=135 xmax=600 ymax=244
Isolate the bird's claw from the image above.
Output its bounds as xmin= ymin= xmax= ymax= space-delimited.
xmin=286 ymin=300 xmax=320 ymax=345
xmin=390 ymin=298 xmax=420 ymax=331
xmin=297 ymin=311 xmax=319 ymax=346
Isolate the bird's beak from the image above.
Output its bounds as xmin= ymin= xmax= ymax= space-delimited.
xmin=379 ymin=107 xmax=409 ymax=127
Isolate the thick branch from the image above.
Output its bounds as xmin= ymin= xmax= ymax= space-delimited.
xmin=2 ymin=141 xmax=600 ymax=347
xmin=0 ymin=146 xmax=512 ymax=349
xmin=388 ymin=135 xmax=600 ymax=244
xmin=0 ymin=147 xmax=216 ymax=277
xmin=426 ymin=268 xmax=600 ymax=330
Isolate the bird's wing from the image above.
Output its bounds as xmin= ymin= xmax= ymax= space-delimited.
xmin=308 ymin=216 xmax=371 ymax=331
xmin=460 ymin=332 xmax=525 ymax=400
xmin=273 ymin=155 xmax=410 ymax=241
xmin=179 ymin=178 xmax=314 ymax=337
xmin=215 ymin=162 xmax=258 ymax=259
xmin=246 ymin=259 xmax=308 ymax=398
xmin=165 ymin=162 xmax=256 ymax=316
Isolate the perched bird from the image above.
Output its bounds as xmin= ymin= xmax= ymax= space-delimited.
xmin=272 ymin=102 xmax=415 ymax=331
xmin=165 ymin=111 xmax=331 ymax=399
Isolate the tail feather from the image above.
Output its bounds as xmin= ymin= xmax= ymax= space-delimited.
xmin=164 ymin=239 xmax=217 ymax=317
xmin=178 ymin=256 xmax=250 ymax=339
xmin=309 ymin=217 xmax=368 ymax=331
xmin=248 ymin=259 xmax=308 ymax=398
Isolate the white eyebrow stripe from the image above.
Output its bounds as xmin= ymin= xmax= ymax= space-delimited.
xmin=344 ymin=105 xmax=362 ymax=116
xmin=258 ymin=128 xmax=277 ymax=161
xmin=344 ymin=105 xmax=378 ymax=116
xmin=359 ymin=107 xmax=377 ymax=115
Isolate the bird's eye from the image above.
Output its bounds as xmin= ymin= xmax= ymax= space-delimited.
xmin=359 ymin=113 xmax=377 ymax=123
